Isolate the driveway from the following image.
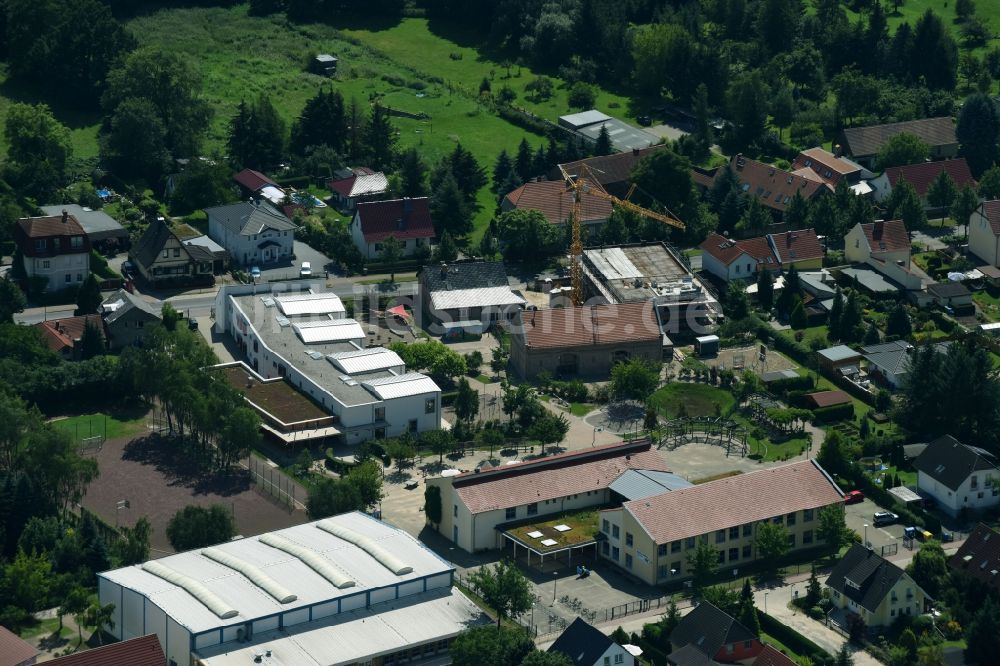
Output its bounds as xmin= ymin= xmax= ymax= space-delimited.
xmin=254 ymin=241 xmax=333 ymax=281
xmin=844 ymin=497 xmax=904 ymax=553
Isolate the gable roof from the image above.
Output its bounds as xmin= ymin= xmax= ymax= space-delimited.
xmin=205 ymin=201 xmax=297 ymax=236
xmin=422 ymin=261 xmax=510 ymax=292
xmin=131 ymin=218 xmax=191 ymax=269
xmin=805 ymin=390 xmax=852 ymax=408
xmin=927 ymin=281 xmax=971 ymax=299
xmin=700 ymin=233 xmax=777 ymax=269
xmin=752 ymin=645 xmax=798 ymax=666
xmin=608 ymin=469 xmax=693 ymax=501
xmin=977 ymin=200 xmax=1000 ymax=236
xmin=883 ymin=159 xmax=975 ymax=198
xmin=557 ymin=145 xmax=669 ymax=188
xmin=0 ymin=624 xmax=39 ymax=666
xmin=768 ymin=229 xmax=824 ymax=264
xmin=949 ymin=523 xmax=1000 ymax=589
xmin=825 ymin=543 xmax=917 ymax=612
xmin=17 ymin=213 xmax=87 ymax=239
xmin=50 ymin=634 xmax=165 ymax=666
xmin=355 ymin=197 xmax=434 ymax=242
xmin=859 ymin=219 xmax=910 ymax=254
xmin=670 ymin=601 xmax=756 ymax=658
xmin=726 ymin=155 xmax=825 ymax=212
xmin=503 ymin=178 xmax=613 ymax=225
xmin=518 ymin=302 xmax=661 ymax=349
xmin=35 ymin=314 xmax=105 ymax=354
xmin=623 ymin=460 xmax=843 ymax=545
xmin=667 ymin=643 xmax=727 ymax=666
xmin=233 ymin=168 xmax=277 ymax=192
xmin=913 ymin=435 xmax=999 ymax=492
xmin=41 ymin=204 xmax=127 ymax=241
xmin=329 ymin=168 xmax=388 ymax=198
xmin=791 ymin=148 xmax=862 ymax=188
xmin=450 ymin=439 xmax=670 ymax=514
xmin=549 ymin=617 xmax=615 ymax=666
xmin=101 ymin=289 xmax=163 ymax=326
xmin=841 ymin=117 xmax=958 ymax=158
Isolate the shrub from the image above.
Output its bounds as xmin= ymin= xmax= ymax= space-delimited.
xmin=812 ymin=402 xmax=855 ymax=424
xmin=567 ymin=82 xmax=597 ymax=109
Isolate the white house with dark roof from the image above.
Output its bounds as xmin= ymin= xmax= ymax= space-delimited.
xmin=826 ymin=543 xmax=929 ymax=627
xmin=913 ymin=435 xmax=1000 ymax=516
xmin=860 ymin=340 xmax=950 ymax=390
xmin=549 ymin=618 xmax=634 ymax=666
xmin=969 ymin=200 xmax=1000 ymax=267
xmin=206 ymin=200 xmax=297 ymax=267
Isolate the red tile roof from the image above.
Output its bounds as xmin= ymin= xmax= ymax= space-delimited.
xmin=34 ymin=314 xmax=105 ymax=355
xmin=700 ymin=233 xmax=777 ymax=269
xmin=726 ymin=155 xmax=825 ymax=212
xmin=622 ymin=460 xmax=843 ymax=544
xmin=503 ymin=178 xmax=613 ymax=225
xmin=978 ymin=200 xmax=1000 ymax=236
xmin=768 ymin=229 xmax=824 ymax=265
xmin=753 ymin=645 xmax=798 ymax=666
xmin=17 ymin=214 xmax=86 ymax=238
xmin=0 ymin=625 xmax=39 ymax=666
xmin=791 ymin=148 xmax=861 ymax=188
xmin=949 ymin=523 xmax=1000 ymax=590
xmin=883 ymin=158 xmax=976 ymax=198
xmin=452 ymin=440 xmax=670 ymax=514
xmin=50 ymin=634 xmax=164 ymax=666
xmin=519 ymin=302 xmax=661 ymax=349
xmin=805 ymin=390 xmax=852 ymax=408
xmin=861 ymin=219 xmax=910 ymax=254
xmin=355 ymin=198 xmax=435 ymax=242
xmin=233 ymin=168 xmax=276 ymax=193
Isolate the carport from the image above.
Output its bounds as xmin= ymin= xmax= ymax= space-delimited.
xmin=499 ymin=529 xmax=599 ymax=571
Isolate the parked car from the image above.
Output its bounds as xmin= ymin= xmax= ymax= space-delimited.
xmin=844 ymin=490 xmax=865 ymax=505
xmin=188 ymin=317 xmax=198 ymax=331
xmin=250 ymin=266 xmax=261 ymax=280
xmin=121 ymin=260 xmax=135 ymax=279
xmin=299 ymin=261 xmax=312 ymax=277
xmin=873 ymin=511 xmax=898 ymax=526
xmin=940 ymin=529 xmax=954 ymax=543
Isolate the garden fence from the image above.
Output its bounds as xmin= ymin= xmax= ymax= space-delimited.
xmin=247 ymin=455 xmax=299 ymax=511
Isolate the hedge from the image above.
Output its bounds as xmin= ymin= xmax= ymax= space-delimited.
xmin=759 ymin=611 xmax=833 ymax=666
xmin=812 ymin=402 xmax=855 ymax=424
xmin=768 ymin=375 xmax=815 ymax=394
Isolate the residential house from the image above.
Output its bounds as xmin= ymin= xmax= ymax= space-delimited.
xmin=0 ymin=624 xmax=39 ymax=666
xmin=825 ymin=543 xmax=930 ymax=627
xmin=328 ymin=167 xmax=388 ymax=212
xmin=205 ymin=200 xmax=297 ymax=267
xmin=970 ymin=200 xmax=1000 ymax=267
xmin=233 ymin=168 xmax=278 ymax=198
xmin=48 ymin=634 xmax=164 ymax=666
xmin=926 ymin=282 xmax=973 ymax=313
xmin=700 ymin=229 xmax=823 ymax=282
xmin=418 ymin=261 xmax=525 ymax=331
xmin=913 ymin=435 xmax=1000 ymax=516
xmin=350 ymin=197 xmax=434 ymax=260
xmin=549 ymin=618 xmax=635 ymax=666
xmin=837 ymin=117 xmax=958 ymax=169
xmin=948 ymin=523 xmax=1000 ymax=590
xmin=501 ymin=178 xmax=613 ymax=232
xmin=509 ymin=302 xmax=667 ymax=379
xmin=129 ymin=219 xmax=214 ymax=287
xmin=870 ymin=159 xmax=975 ymax=208
xmin=720 ymin=154 xmax=825 ymax=218
xmin=598 ymin=460 xmax=844 ymax=585
xmin=14 ymin=211 xmax=91 ymax=292
xmin=181 ymin=234 xmax=229 ymax=274
xmin=424 ymin=439 xmax=670 ymax=553
xmin=555 ymin=145 xmax=669 ymax=198
xmin=751 ymin=646 xmax=797 ymax=666
xmin=790 ymin=147 xmax=865 ymax=191
xmin=100 ymin=289 xmax=163 ymax=349
xmin=843 ymin=219 xmax=923 ymax=291
xmin=34 ymin=314 xmax=105 ymax=359
xmin=40 ymin=203 xmax=128 ymax=252
xmin=667 ymin=601 xmax=763 ymax=665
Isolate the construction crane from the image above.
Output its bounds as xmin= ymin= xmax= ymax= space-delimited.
xmin=565 ymin=164 xmax=686 ymax=306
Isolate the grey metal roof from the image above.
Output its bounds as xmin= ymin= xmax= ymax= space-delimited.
xmin=760 ymin=369 xmax=800 ymax=383
xmin=205 ymin=201 xmax=296 ymax=237
xmin=840 ymin=266 xmax=901 ymax=293
xmin=576 ymin=118 xmax=660 ymax=153
xmin=927 ymin=281 xmax=971 ymax=298
xmin=862 ymin=341 xmax=950 ymax=376
xmin=183 ymin=234 xmax=226 ymax=255
xmin=40 ymin=204 xmax=127 ymax=241
xmin=825 ymin=544 xmax=917 ymax=612
xmin=913 ymin=435 xmax=998 ymax=492
xmin=817 ymin=345 xmax=861 ymax=363
xmin=609 ymin=469 xmax=693 ymax=501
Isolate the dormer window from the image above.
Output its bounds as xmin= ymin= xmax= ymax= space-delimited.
xmin=35 ymin=239 xmax=46 ymax=251
xmin=845 ymin=578 xmax=860 ymax=590
xmin=70 ymin=236 xmax=83 ymax=249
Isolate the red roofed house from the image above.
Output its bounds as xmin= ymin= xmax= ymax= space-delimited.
xmin=14 ymin=211 xmax=91 ymax=292
xmin=49 ymin=634 xmax=164 ymax=666
xmin=843 ymin=219 xmax=923 ymax=291
xmin=425 ymin=439 xmax=671 ymax=552
xmin=700 ymin=229 xmax=823 ymax=282
xmin=501 ymin=178 xmax=613 ymax=232
xmin=328 ymin=167 xmax=389 ymax=212
xmin=34 ymin=314 xmax=105 ymax=359
xmin=791 ymin=147 xmax=864 ymax=190
xmin=233 ymin=168 xmax=277 ymax=196
xmin=969 ymin=200 xmax=1000 ymax=267
xmin=871 ymin=158 xmax=976 ymax=209
xmin=600 ymin=459 xmax=844 ymax=585
xmin=719 ymin=154 xmax=826 ymax=217
xmin=0 ymin=624 xmax=39 ymax=666
xmin=350 ymin=197 xmax=435 ymax=260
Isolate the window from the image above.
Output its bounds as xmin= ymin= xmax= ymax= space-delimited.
xmin=453 ymin=505 xmax=458 ymax=517
xmin=505 ymin=507 xmax=516 ymax=520
xmin=803 ymin=509 xmax=814 ymax=522
xmin=685 ymin=537 xmax=696 ymax=549
xmin=53 ymin=238 xmax=61 ymax=250
xmin=735 ymin=264 xmax=740 ymax=274
xmin=375 ymin=427 xmax=386 ymax=439
xmin=716 ymin=529 xmax=725 ymax=543
xmin=729 ymin=547 xmax=739 ymax=561
xmin=773 ymin=515 xmax=784 ymax=524
xmin=729 ymin=526 xmax=739 ymax=540
xmin=671 ymin=561 xmax=681 ymax=574
xmin=375 ymin=406 xmax=386 ymax=421
xmin=787 ymin=533 xmax=796 ymax=547
xmin=614 ymin=655 xmax=624 ymax=664
xmin=425 ymin=398 xmax=435 ymax=414
xmin=603 ymin=519 xmax=610 ymax=534
xmin=626 ymin=532 xmax=633 ymax=547
xmin=611 ymin=547 xmax=619 ymax=561
xmin=527 ymin=503 xmax=538 ymax=516
xmin=65 ymin=274 xmax=71 ymax=283
xmin=657 ymin=543 xmax=667 ymax=556
xmin=35 ymin=239 xmax=46 ymax=251
xmin=69 ymin=236 xmax=82 ymax=249
xmin=42 ymin=260 xmax=50 ymax=269
xmin=625 ymin=554 xmax=633 ymax=569
xmin=743 ymin=524 xmax=753 ymax=537
xmin=612 ymin=525 xmax=619 ymax=539
xmin=803 ymin=530 xmax=813 ymax=544
xmin=742 ymin=545 xmax=752 ymax=558
xmin=744 ymin=640 xmax=752 ymax=649
xmin=162 ymin=249 xmax=169 ymax=258
xmin=671 ymin=541 xmax=681 ymax=553
xmin=787 ymin=512 xmax=796 ymax=526
xmin=658 ymin=565 xmax=669 ymax=579
xmin=717 ymin=550 xmax=725 ymax=564
xmin=603 ymin=542 xmax=610 ymax=556
xmin=604 ymin=658 xmax=610 ymax=666
xmin=972 ymin=475 xmax=978 ymax=489
xmin=76 ymin=273 xmax=82 ymax=282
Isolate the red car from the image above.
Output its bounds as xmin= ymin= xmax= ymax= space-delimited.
xmin=844 ymin=490 xmax=865 ymax=505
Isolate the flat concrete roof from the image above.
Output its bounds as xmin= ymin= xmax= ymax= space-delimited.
xmin=583 ymin=244 xmax=717 ymax=310
xmin=577 ymin=118 xmax=660 ymax=153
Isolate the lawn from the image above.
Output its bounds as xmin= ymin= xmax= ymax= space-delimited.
xmin=506 ymin=509 xmax=600 ymax=553
xmin=973 ymin=288 xmax=1000 ymax=322
xmin=648 ymin=383 xmax=736 ymax=418
xmin=49 ymin=408 xmax=148 ymax=442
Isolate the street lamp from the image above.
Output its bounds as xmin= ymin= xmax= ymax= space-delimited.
xmin=864 ymin=523 xmax=869 ymax=547
xmin=551 ymin=571 xmax=559 ymax=605
xmin=592 ymin=427 xmax=603 ymax=446
xmin=764 ymin=592 xmax=769 ymax=615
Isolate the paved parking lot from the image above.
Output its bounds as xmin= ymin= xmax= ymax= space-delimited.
xmin=254 ymin=241 xmax=333 ymax=281
xmin=844 ymin=497 xmax=905 ymax=552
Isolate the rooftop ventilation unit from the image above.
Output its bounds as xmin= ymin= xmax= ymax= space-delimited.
xmin=305 ymin=351 xmax=324 ymax=360
xmin=142 ymin=561 xmax=239 ymax=619
xmin=276 ymin=316 xmax=290 ymax=328
xmin=261 ymin=297 xmax=276 ymax=308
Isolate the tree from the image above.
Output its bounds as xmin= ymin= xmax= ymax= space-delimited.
xmin=957 ymin=93 xmax=1000 ymax=177
xmin=835 ymin=642 xmax=854 ymax=666
xmin=877 ymin=134 xmax=931 ymax=170
xmin=727 ymin=70 xmax=769 ymax=149
xmin=738 ymin=595 xmax=761 ymax=637
xmin=956 ymin=0 xmax=976 ymax=20
xmin=169 ymin=159 xmax=236 ymax=214
xmin=757 ymin=269 xmax=774 ymax=313
xmin=863 ymin=322 xmax=881 ymax=345
xmin=430 ymin=172 xmax=473 ymax=237
xmin=890 ymin=180 xmax=928 ymax=232
xmin=528 ymin=413 xmax=570 ymax=448
xmin=828 ymin=288 xmax=845 ymax=341
xmin=379 ymin=236 xmax=404 ymax=282
xmin=522 ymin=651 xmax=572 ymax=666
xmin=771 ymin=86 xmax=796 ymax=139
xmin=926 ymin=171 xmax=957 ymax=223
xmin=422 ymin=429 xmax=454 ymax=465
xmin=364 ymin=102 xmax=397 ymax=171
xmin=227 ymin=95 xmax=286 ymax=171
xmin=789 ymin=300 xmax=808 ymax=330
xmin=3 ymin=550 xmax=51 ymax=613
xmin=754 ymin=521 xmax=790 ymax=577
xmin=594 ymin=125 xmax=613 ymax=156
xmin=737 ymin=197 xmax=771 ymax=236
xmin=437 ymin=144 xmax=487 ymax=203
xmin=886 ymin=303 xmax=912 ymax=338
xmin=567 ymin=82 xmax=596 ymax=109
xmin=60 ymin=585 xmax=90 ymax=645
xmin=610 ymin=359 xmax=659 ymax=401
xmin=435 ymin=230 xmax=458 ymax=262
xmin=290 ymin=87 xmax=346 ymax=155
xmin=75 ymin=275 xmax=102 ymax=315
xmin=454 ymin=377 xmax=479 ymax=424
xmin=906 ymin=541 xmax=949 ymax=597
xmin=805 ymin=564 xmax=822 ymax=607
xmin=686 ymin=541 xmax=718 ymax=592
xmin=424 ymin=484 xmax=442 ymax=525
xmin=839 ymin=291 xmax=864 ymax=343
xmin=398 ymin=147 xmax=428 ymax=197
xmin=80 ymin=600 xmax=116 ymax=646
xmin=307 ymin=477 xmax=362 ymax=519
xmin=165 ymin=505 xmax=236 ymax=551
xmin=116 ymin=516 xmax=151 ymax=566
xmin=495 ymin=209 xmax=561 ymax=263
xmin=912 ymin=9 xmax=959 ymax=91
xmin=217 ymin=407 xmax=259 ymax=471
xmin=477 ymin=428 xmax=504 ymax=460
xmin=0 ymin=278 xmax=27 ymax=324
xmin=4 ymin=102 xmax=72 ymax=200
xmin=630 ymin=148 xmax=694 ymax=216
xmin=101 ymin=98 xmax=170 ymax=181
xmin=966 ymin=597 xmax=1000 ymax=665
xmin=78 ymin=320 xmax=105 ymax=360
xmin=385 ymin=437 xmax=417 ymax=469
xmin=468 ymin=559 xmax=532 ymax=627
xmin=449 ymin=625 xmax=533 ymax=666
xmin=726 ymin=281 xmax=749 ymax=321
xmin=951 ymin=185 xmax=980 ymax=241
xmin=979 ymin=166 xmax=1000 ymax=199
xmin=817 ymin=504 xmax=850 ymax=554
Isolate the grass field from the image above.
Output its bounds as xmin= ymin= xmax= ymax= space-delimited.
xmin=648 ymin=383 xmax=736 ymax=418
xmin=49 ymin=409 xmax=148 ymax=442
